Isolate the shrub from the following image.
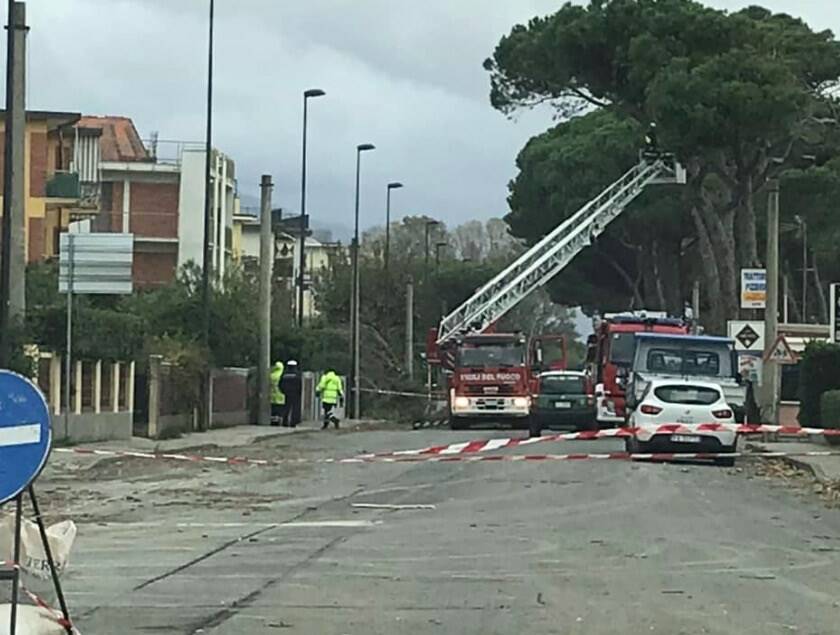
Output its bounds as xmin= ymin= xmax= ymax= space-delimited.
xmin=797 ymin=342 xmax=840 ymax=427
xmin=819 ymin=390 xmax=840 ymax=446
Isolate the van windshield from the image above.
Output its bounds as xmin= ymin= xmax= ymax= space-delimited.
xmin=609 ymin=332 xmax=636 ymax=366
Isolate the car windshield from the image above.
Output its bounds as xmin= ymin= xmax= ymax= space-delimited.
xmin=654 ymin=385 xmax=721 ymax=405
xmin=540 ymin=375 xmax=586 ymax=394
xmin=458 ymin=343 xmax=524 ymax=367
xmin=646 ymin=348 xmax=721 ymax=376
xmin=609 ymin=332 xmax=636 ymax=366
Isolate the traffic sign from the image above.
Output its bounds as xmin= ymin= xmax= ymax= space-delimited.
xmin=727 ymin=320 xmax=765 ymax=352
xmin=0 ymin=371 xmax=52 ymax=504
xmin=741 ymin=268 xmax=767 ymax=309
xmin=764 ymin=335 xmax=798 ymax=365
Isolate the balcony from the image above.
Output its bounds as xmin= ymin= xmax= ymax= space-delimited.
xmin=46 ymin=171 xmax=80 ymax=199
xmin=45 ymin=171 xmax=100 ymax=210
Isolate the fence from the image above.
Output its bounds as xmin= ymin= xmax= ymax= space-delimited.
xmin=34 ymin=352 xmax=135 ymax=443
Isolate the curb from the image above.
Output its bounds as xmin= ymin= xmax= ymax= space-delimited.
xmin=746 ymin=442 xmax=831 ymax=483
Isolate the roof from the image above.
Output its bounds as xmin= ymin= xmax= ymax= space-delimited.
xmin=76 ymin=115 xmax=150 ymax=162
xmin=0 ymin=110 xmax=80 ymax=130
xmin=539 ymin=370 xmax=586 ymax=377
xmin=634 ymin=333 xmax=734 ymax=345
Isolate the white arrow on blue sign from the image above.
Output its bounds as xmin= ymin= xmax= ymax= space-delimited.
xmin=0 ymin=370 xmax=52 ymax=505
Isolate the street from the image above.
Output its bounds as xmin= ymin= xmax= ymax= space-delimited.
xmin=34 ymin=424 xmax=840 ymax=634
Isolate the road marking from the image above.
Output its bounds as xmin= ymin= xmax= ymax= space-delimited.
xmin=85 ymin=520 xmax=381 ymax=529
xmin=0 ymin=423 xmax=40 ymax=447
xmin=351 ymin=503 xmax=436 ymax=510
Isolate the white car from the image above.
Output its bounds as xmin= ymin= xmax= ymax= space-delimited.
xmin=626 ymin=378 xmax=738 ymax=466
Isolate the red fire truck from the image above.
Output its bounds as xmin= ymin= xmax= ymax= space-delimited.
xmin=586 ymin=313 xmax=689 ymax=425
xmin=428 ymin=331 xmax=567 ymax=429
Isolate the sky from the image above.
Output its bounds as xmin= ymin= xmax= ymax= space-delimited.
xmin=16 ymin=0 xmax=840 ymax=241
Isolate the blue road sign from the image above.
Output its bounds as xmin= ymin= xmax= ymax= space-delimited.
xmin=0 ymin=370 xmax=51 ymax=505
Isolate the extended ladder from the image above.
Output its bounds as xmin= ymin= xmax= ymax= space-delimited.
xmin=436 ymin=155 xmax=686 ymax=346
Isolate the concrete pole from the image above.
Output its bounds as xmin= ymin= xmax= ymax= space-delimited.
xmin=761 ymin=179 xmax=780 ymax=424
xmin=692 ymin=280 xmax=700 ymax=326
xmin=353 ymin=243 xmax=361 ymax=419
xmin=8 ymin=1 xmax=25 ymax=320
xmin=257 ymin=175 xmax=273 ymax=425
xmin=405 ymin=279 xmax=414 ymax=379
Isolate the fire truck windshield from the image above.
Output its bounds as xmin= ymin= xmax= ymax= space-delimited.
xmin=459 ymin=343 xmax=524 ymax=368
xmin=609 ymin=332 xmax=636 ymax=366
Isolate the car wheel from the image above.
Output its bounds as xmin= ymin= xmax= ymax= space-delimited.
xmin=714 ymin=442 xmax=737 ymax=467
xmin=449 ymin=416 xmax=468 ymax=431
xmin=529 ymin=420 xmax=542 ymax=438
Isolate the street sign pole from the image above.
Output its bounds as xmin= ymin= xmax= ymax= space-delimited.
xmin=64 ymin=233 xmax=74 ymax=440
xmin=831 ymin=283 xmax=839 ymax=344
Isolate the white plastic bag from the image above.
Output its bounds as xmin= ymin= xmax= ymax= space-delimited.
xmin=0 ymin=516 xmax=77 ymax=579
xmin=0 ymin=603 xmax=80 ymax=634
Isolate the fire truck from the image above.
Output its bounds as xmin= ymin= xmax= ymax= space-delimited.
xmin=425 ymin=153 xmax=686 ymax=429
xmin=586 ymin=313 xmax=689 ymax=425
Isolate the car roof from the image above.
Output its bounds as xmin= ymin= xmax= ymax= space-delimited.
xmin=647 ymin=377 xmax=725 ymax=390
xmin=634 ymin=332 xmax=733 ymax=344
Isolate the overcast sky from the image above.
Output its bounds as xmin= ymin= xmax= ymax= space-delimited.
xmin=19 ymin=0 xmax=840 ymax=239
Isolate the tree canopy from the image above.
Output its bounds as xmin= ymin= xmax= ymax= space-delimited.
xmin=486 ymin=0 xmax=840 ymax=331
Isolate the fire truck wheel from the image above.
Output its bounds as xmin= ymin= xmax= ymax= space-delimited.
xmin=528 ymin=422 xmax=542 ymax=438
xmin=449 ymin=417 xmax=469 ymax=430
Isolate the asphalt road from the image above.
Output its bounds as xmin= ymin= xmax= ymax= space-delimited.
xmin=33 ymin=425 xmax=840 ymax=634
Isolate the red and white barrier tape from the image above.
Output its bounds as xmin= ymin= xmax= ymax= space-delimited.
xmin=0 ymin=561 xmax=73 ymax=631
xmin=51 ymin=443 xmax=840 ymax=468
xmin=375 ymin=423 xmax=840 ymax=458
xmin=359 ymin=387 xmax=445 ymax=399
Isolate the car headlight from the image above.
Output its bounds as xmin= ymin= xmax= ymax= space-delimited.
xmin=513 ymin=397 xmax=530 ymax=409
xmin=454 ymin=396 xmax=470 ymax=409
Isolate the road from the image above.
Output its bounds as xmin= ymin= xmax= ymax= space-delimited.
xmin=33 ymin=425 xmax=840 ymax=634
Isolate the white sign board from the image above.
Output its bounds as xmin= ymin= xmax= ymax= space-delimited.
xmin=831 ymin=283 xmax=839 ymax=344
xmin=727 ymin=320 xmax=765 ymax=352
xmin=736 ymin=352 xmax=762 ymax=386
xmin=59 ymin=233 xmax=134 ymax=295
xmin=741 ymin=268 xmax=767 ymax=309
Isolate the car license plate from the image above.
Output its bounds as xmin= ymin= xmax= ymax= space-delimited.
xmin=671 ymin=434 xmax=701 ymax=443
xmin=554 ymin=401 xmax=572 ymax=409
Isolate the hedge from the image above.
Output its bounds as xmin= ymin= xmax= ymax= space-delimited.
xmin=819 ymin=390 xmax=840 ymax=446
xmin=798 ymin=341 xmax=840 ymax=427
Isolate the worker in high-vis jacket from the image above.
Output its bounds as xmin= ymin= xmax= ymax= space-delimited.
xmin=270 ymin=361 xmax=286 ymax=426
xmin=316 ymin=368 xmax=344 ymax=429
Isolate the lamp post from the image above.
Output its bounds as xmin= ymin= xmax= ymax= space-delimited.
xmin=424 ymin=219 xmax=439 ymax=276
xmin=297 ymin=88 xmax=326 ymax=327
xmin=351 ymin=143 xmax=376 ymax=420
xmin=384 ymin=182 xmax=403 ymax=271
xmin=435 ymin=241 xmax=447 ymax=267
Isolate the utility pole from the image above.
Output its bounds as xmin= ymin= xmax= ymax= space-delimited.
xmin=692 ymin=280 xmax=700 ymax=327
xmin=0 ymin=1 xmax=26 ymax=366
xmin=257 ymin=175 xmax=273 ymax=426
xmin=761 ymin=179 xmax=780 ymax=424
xmin=199 ymin=0 xmax=214 ymax=431
xmin=405 ymin=278 xmax=414 ymax=379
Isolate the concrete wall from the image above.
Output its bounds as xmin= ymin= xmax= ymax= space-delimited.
xmin=51 ymin=412 xmax=132 ymax=444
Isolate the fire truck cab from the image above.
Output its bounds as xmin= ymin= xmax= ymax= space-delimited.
xmin=586 ymin=313 xmax=688 ymax=425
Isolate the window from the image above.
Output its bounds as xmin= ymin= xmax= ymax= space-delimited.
xmin=609 ymin=332 xmax=635 ymax=366
xmin=458 ymin=344 xmax=524 ymax=368
xmin=540 ymin=375 xmax=586 ymax=395
xmin=654 ymin=385 xmax=721 ymax=405
xmin=646 ymin=348 xmax=721 ymax=376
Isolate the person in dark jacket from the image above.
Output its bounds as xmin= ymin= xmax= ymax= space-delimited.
xmin=279 ymin=360 xmax=303 ymax=427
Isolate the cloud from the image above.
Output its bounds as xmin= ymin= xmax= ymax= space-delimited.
xmin=15 ymin=0 xmax=840 ymax=235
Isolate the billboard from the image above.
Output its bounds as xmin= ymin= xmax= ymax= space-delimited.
xmin=741 ymin=268 xmax=767 ymax=309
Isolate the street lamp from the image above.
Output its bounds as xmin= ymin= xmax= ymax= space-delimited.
xmin=297 ymin=88 xmax=326 ymax=327
xmin=424 ymin=219 xmax=440 ymax=274
xmin=435 ymin=241 xmax=448 ymax=267
xmin=351 ymin=143 xmax=376 ymax=421
xmin=385 ymin=182 xmax=403 ymax=271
